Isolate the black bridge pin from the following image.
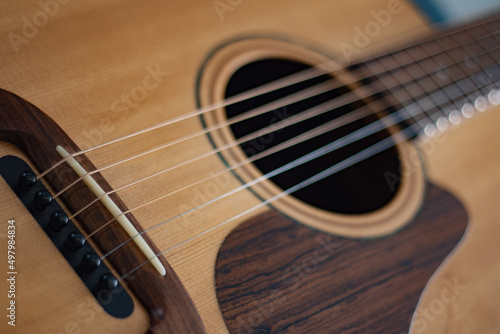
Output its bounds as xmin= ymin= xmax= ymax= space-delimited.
xmin=17 ymin=171 xmax=37 ymax=191
xmin=33 ymin=190 xmax=53 ymax=211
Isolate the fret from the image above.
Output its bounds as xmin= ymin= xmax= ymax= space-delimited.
xmin=419 ymin=39 xmax=443 ymax=56
xmin=366 ymin=55 xmax=430 ymax=131
xmin=486 ymin=61 xmax=500 ymax=83
xmin=397 ymin=44 xmax=428 ymax=63
xmin=357 ymin=15 xmax=500 ymax=137
xmin=389 ymin=50 xmax=456 ymax=122
xmin=441 ymin=84 xmax=465 ymax=104
xmin=415 ymin=96 xmax=439 ymax=119
xmin=385 ymin=58 xmax=413 ymax=84
xmin=430 ymin=33 xmax=459 ymax=51
xmin=420 ymin=68 xmax=499 ymax=136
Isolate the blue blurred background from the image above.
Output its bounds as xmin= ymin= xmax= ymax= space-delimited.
xmin=410 ymin=0 xmax=500 ymax=26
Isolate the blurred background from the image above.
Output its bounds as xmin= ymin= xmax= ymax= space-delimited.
xmin=412 ymin=0 xmax=500 ymax=25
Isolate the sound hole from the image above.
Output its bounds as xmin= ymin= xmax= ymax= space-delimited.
xmin=224 ymin=58 xmax=401 ymax=214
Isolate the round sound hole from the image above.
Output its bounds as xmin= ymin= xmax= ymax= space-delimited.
xmin=223 ymin=58 xmax=402 ymax=214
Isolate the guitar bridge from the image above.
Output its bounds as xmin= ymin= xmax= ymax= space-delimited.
xmin=0 ymin=155 xmax=134 ymax=318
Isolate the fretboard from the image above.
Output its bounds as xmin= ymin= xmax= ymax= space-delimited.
xmin=359 ymin=14 xmax=500 ymax=138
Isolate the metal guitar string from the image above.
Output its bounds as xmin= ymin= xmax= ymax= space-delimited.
xmin=84 ymin=103 xmax=373 ymax=237
xmin=27 ymin=16 xmax=498 ymax=273
xmin=105 ymin=68 xmax=500 ymax=263
xmin=107 ymin=80 xmax=500 ymax=263
xmin=48 ymin=27 xmax=499 ymax=273
xmin=119 ymin=78 xmax=500 ymax=281
xmin=65 ymin=39 xmax=500 ymax=236
xmin=86 ymin=45 xmax=499 ymax=241
xmin=36 ymin=16 xmax=497 ymax=180
xmin=50 ymin=28 xmax=498 ymax=203
xmin=54 ymin=30 xmax=499 ymax=211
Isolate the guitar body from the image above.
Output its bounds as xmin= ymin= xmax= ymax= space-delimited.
xmin=0 ymin=0 xmax=499 ymax=333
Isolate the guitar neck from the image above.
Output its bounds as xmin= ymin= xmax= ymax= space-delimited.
xmin=358 ymin=15 xmax=500 ymax=137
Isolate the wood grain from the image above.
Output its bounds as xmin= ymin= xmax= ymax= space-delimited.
xmin=215 ymin=183 xmax=468 ymax=333
xmin=0 ymin=89 xmax=205 ymax=333
xmin=0 ymin=1 xmax=430 ymax=332
xmin=0 ymin=0 xmax=499 ymax=333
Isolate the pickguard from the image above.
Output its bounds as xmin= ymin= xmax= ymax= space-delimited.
xmin=215 ymin=183 xmax=467 ymax=333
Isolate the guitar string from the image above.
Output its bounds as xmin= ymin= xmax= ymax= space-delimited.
xmin=84 ymin=45 xmax=500 ymax=241
xmin=82 ymin=101 xmax=373 ymax=235
xmin=62 ymin=40 xmax=500 ymax=233
xmin=104 ymin=68 xmax=500 ymax=262
xmin=55 ymin=28 xmax=500 ymax=262
xmin=49 ymin=27 xmax=500 ymax=201
xmin=118 ymin=76 xmax=500 ymax=281
xmin=34 ymin=64 xmax=364 ymax=180
xmin=370 ymin=26 xmax=500 ymax=128
xmin=53 ymin=29 xmax=499 ymax=208
xmin=121 ymin=79 xmax=500 ymax=278
xmin=43 ymin=56 xmax=440 ymax=199
xmin=117 ymin=127 xmax=420 ymax=280
xmin=106 ymin=81 xmax=500 ymax=263
xmin=36 ymin=15 xmax=498 ymax=180
xmin=29 ymin=16 xmax=498 ymax=268
xmin=39 ymin=19 xmax=496 ymax=276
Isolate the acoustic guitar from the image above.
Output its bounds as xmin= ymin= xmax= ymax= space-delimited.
xmin=0 ymin=0 xmax=499 ymax=333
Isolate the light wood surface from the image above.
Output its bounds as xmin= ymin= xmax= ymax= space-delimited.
xmin=0 ymin=0 xmax=498 ymax=333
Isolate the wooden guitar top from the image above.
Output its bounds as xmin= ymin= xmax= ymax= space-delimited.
xmin=0 ymin=0 xmax=499 ymax=333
